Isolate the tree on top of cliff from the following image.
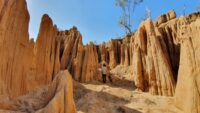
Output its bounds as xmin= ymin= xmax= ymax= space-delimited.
xmin=115 ymin=0 xmax=144 ymax=34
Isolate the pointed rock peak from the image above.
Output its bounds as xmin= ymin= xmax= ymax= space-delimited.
xmin=72 ymin=26 xmax=78 ymax=31
xmin=41 ymin=14 xmax=53 ymax=25
xmin=168 ymin=10 xmax=176 ymax=18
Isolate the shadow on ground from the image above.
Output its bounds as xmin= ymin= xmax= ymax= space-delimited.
xmin=85 ymin=74 xmax=136 ymax=91
xmin=73 ymin=81 xmax=141 ymax=113
xmin=107 ymin=75 xmax=136 ymax=91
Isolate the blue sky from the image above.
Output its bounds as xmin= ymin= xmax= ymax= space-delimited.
xmin=27 ymin=0 xmax=199 ymax=44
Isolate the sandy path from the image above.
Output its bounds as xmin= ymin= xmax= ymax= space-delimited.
xmin=74 ymin=65 xmax=182 ymax=113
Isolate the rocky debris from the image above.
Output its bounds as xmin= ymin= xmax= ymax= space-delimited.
xmin=175 ymin=15 xmax=200 ymax=113
xmin=0 ymin=70 xmax=76 ymax=113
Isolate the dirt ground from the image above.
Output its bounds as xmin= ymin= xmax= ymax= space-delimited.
xmin=74 ymin=65 xmax=182 ymax=113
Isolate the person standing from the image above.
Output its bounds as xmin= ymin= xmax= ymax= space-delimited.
xmin=102 ymin=64 xmax=107 ymax=83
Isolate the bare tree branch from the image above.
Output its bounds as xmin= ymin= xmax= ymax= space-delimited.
xmin=115 ymin=0 xmax=144 ymax=34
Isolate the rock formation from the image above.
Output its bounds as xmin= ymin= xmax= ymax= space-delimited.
xmin=0 ymin=0 xmax=200 ymax=113
xmin=96 ymin=11 xmax=178 ymax=97
xmin=72 ymin=38 xmax=85 ymax=81
xmin=175 ymin=13 xmax=200 ymax=113
xmin=96 ymin=10 xmax=200 ymax=113
xmin=0 ymin=0 xmax=100 ymax=98
xmin=132 ymin=19 xmax=176 ymax=96
xmin=80 ymin=43 xmax=99 ymax=82
xmin=98 ymin=38 xmax=132 ymax=68
xmin=31 ymin=14 xmax=58 ymax=91
xmin=154 ymin=10 xmax=177 ymax=27
xmin=0 ymin=0 xmax=33 ymax=97
xmin=59 ymin=27 xmax=82 ymax=71
xmin=106 ymin=39 xmax=121 ymax=68
xmin=0 ymin=0 xmax=81 ymax=112
xmin=0 ymin=70 xmax=76 ymax=113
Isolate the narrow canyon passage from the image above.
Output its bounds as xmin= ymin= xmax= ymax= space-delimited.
xmin=74 ymin=65 xmax=182 ymax=113
xmin=0 ymin=0 xmax=199 ymax=113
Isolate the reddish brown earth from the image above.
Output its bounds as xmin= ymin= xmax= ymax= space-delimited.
xmin=0 ymin=0 xmax=199 ymax=113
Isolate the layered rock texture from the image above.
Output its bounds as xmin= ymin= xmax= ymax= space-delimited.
xmin=0 ymin=0 xmax=82 ymax=112
xmin=132 ymin=19 xmax=177 ymax=96
xmin=96 ymin=11 xmax=200 ymax=113
xmin=0 ymin=0 xmax=32 ymax=97
xmin=0 ymin=70 xmax=76 ymax=113
xmin=0 ymin=0 xmax=200 ymax=113
xmin=175 ymin=14 xmax=200 ymax=113
xmin=97 ymin=11 xmax=179 ymax=97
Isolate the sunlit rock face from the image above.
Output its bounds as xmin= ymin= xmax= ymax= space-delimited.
xmin=132 ymin=19 xmax=177 ymax=96
xmin=97 ymin=11 xmax=179 ymax=97
xmin=175 ymin=13 xmax=200 ymax=113
xmin=0 ymin=0 xmax=33 ymax=97
xmin=0 ymin=70 xmax=76 ymax=113
xmin=0 ymin=0 xmax=77 ymax=112
xmin=0 ymin=0 xmax=200 ymax=113
xmin=130 ymin=11 xmax=200 ymax=113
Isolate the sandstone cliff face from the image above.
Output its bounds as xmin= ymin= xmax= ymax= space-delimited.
xmin=96 ymin=11 xmax=200 ymax=113
xmin=154 ymin=10 xmax=177 ymax=27
xmin=98 ymin=38 xmax=131 ymax=68
xmin=31 ymin=14 xmax=58 ymax=91
xmin=106 ymin=39 xmax=121 ymax=68
xmin=130 ymin=11 xmax=200 ymax=112
xmin=81 ymin=43 xmax=99 ymax=82
xmin=72 ymin=37 xmax=85 ymax=81
xmin=0 ymin=0 xmax=200 ymax=112
xmin=99 ymin=44 xmax=109 ymax=63
xmin=60 ymin=27 xmax=82 ymax=71
xmin=0 ymin=0 xmax=78 ymax=112
xmin=0 ymin=70 xmax=76 ymax=113
xmin=0 ymin=0 xmax=99 ymax=98
xmin=71 ymin=41 xmax=99 ymax=83
xmin=132 ymin=19 xmax=176 ymax=96
xmin=95 ymin=12 xmax=178 ymax=97
xmin=175 ymin=14 xmax=200 ymax=113
xmin=0 ymin=0 xmax=33 ymax=97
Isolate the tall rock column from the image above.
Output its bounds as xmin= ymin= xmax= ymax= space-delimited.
xmin=72 ymin=37 xmax=85 ymax=81
xmin=175 ymin=15 xmax=200 ymax=113
xmin=106 ymin=39 xmax=121 ymax=68
xmin=0 ymin=0 xmax=33 ymax=97
xmin=60 ymin=27 xmax=81 ymax=71
xmin=34 ymin=14 xmax=58 ymax=90
xmin=133 ymin=45 xmax=144 ymax=91
xmin=81 ymin=43 xmax=99 ymax=82
xmin=132 ymin=19 xmax=176 ymax=96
